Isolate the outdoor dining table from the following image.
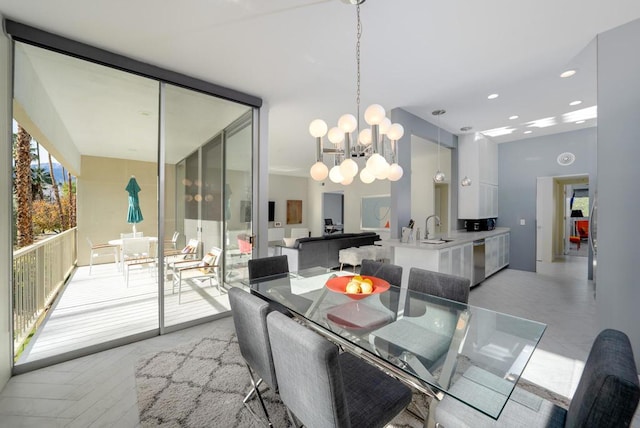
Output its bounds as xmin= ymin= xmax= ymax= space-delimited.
xmin=246 ymin=267 xmax=546 ymax=427
xmin=107 ymin=236 xmax=158 ymax=271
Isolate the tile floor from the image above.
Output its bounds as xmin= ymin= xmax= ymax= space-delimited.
xmin=1 ymin=256 xmax=638 ymax=427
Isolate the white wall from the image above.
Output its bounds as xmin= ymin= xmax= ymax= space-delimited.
xmin=307 ymin=175 xmax=390 ymax=238
xmin=0 ymin=18 xmax=12 ymax=389
xmin=410 ymin=135 xmax=451 ymax=231
xmin=268 ymin=174 xmax=309 ymax=237
xmin=597 ymin=17 xmax=640 ymax=369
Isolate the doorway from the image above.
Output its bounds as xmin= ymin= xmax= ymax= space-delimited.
xmin=536 ymin=174 xmax=591 ymax=277
xmin=322 ymin=192 xmax=344 ymax=235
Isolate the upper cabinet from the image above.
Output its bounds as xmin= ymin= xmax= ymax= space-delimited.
xmin=458 ymin=133 xmax=498 ymax=219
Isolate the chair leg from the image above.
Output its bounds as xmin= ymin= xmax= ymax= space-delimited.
xmin=243 ymin=364 xmax=273 ymax=427
xmin=89 ymin=254 xmax=93 ymax=274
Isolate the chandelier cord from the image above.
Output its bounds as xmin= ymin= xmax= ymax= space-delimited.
xmin=437 ymin=115 xmax=441 ymax=170
xmin=356 ymin=3 xmax=362 ymax=139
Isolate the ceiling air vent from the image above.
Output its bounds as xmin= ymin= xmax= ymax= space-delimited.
xmin=557 ymin=152 xmax=575 ymax=166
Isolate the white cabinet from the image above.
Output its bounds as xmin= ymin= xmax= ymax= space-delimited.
xmin=458 ymin=133 xmax=499 ymax=219
xmin=485 ymin=232 xmax=509 ymax=277
xmin=439 ymin=242 xmax=473 ymax=284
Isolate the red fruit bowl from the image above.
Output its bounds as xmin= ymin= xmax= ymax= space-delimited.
xmin=326 ymin=275 xmax=390 ymax=300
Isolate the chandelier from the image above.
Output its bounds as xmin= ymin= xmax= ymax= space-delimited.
xmin=309 ymin=0 xmax=404 ymax=185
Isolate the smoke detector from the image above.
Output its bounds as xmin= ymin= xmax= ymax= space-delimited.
xmin=557 ymin=152 xmax=576 ymax=166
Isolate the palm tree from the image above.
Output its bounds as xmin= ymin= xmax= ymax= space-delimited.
xmin=48 ymin=153 xmax=65 ymax=229
xmin=15 ymin=125 xmax=33 ymax=247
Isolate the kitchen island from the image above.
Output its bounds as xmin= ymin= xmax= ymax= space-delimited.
xmin=376 ymin=227 xmax=510 ymax=287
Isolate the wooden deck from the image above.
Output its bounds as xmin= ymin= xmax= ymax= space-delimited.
xmin=16 ymin=261 xmax=244 ymax=365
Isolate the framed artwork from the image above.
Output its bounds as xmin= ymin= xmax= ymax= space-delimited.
xmin=286 ymin=200 xmax=302 ymax=224
xmin=361 ymin=194 xmax=391 ymax=230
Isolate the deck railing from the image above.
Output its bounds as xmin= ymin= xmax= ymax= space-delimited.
xmin=12 ymin=228 xmax=77 ymax=353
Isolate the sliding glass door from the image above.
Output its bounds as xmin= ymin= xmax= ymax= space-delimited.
xmin=11 ymin=38 xmax=257 ymax=369
xmin=162 ymin=84 xmax=252 ymax=328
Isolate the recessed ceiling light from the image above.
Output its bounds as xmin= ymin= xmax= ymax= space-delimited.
xmin=487 ymin=93 xmax=499 ymax=100
xmin=569 ymin=100 xmax=582 ymax=106
xmin=560 ymin=69 xmax=577 ymax=78
xmin=575 ymin=120 xmax=586 ymax=124
xmin=524 ymin=130 xmax=533 ymax=134
xmin=509 ymin=115 xmax=519 ymax=120
xmin=460 ymin=126 xmax=473 ymax=132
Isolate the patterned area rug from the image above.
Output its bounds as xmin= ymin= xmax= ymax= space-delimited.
xmin=135 ymin=330 xmax=569 ymax=427
xmin=135 ymin=331 xmax=422 ymax=427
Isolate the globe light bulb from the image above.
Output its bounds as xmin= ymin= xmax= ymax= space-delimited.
xmin=358 ymin=128 xmax=372 ymax=145
xmin=310 ymin=161 xmax=329 ymax=181
xmin=364 ymin=104 xmax=386 ymax=125
xmin=360 ymin=167 xmax=375 ymax=184
xmin=387 ymin=123 xmax=405 ymax=141
xmin=366 ymin=153 xmax=389 ymax=175
xmin=329 ymin=165 xmax=344 ymax=183
xmin=388 ymin=163 xmax=404 ymax=181
xmin=374 ymin=164 xmax=390 ymax=180
xmin=379 ymin=118 xmax=391 ymax=135
xmin=340 ymin=158 xmax=359 ymax=178
xmin=341 ymin=175 xmax=354 ymax=185
xmin=327 ymin=127 xmax=344 ymax=145
xmin=338 ymin=114 xmax=358 ymax=133
xmin=434 ymin=170 xmax=446 ymax=183
xmin=309 ymin=119 xmax=328 ymax=138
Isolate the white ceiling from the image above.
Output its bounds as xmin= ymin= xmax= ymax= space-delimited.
xmin=3 ymin=0 xmax=640 ymax=177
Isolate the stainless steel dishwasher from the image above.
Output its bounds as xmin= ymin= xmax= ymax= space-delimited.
xmin=473 ymin=239 xmax=486 ymax=286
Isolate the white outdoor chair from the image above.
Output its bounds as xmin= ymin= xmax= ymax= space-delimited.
xmin=164 ymin=231 xmax=180 ymax=250
xmin=171 ymin=246 xmax=223 ymax=303
xmin=86 ymin=237 xmax=119 ymax=274
xmin=121 ymin=237 xmax=152 ymax=277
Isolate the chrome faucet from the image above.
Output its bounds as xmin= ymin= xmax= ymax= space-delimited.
xmin=425 ymin=215 xmax=441 ymax=239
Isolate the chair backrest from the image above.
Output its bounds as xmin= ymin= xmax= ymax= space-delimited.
xmin=565 ymin=329 xmax=640 ymax=427
xmin=324 ymin=218 xmax=333 ymax=226
xmin=197 ymin=247 xmax=222 ymax=274
xmin=360 ymin=259 xmax=403 ymax=285
xmin=248 ymin=255 xmax=289 ymax=283
xmin=171 ymin=231 xmax=179 ymax=242
xmin=122 ymin=237 xmax=151 ymax=258
xmin=576 ymin=220 xmax=589 ymax=238
xmin=238 ymin=237 xmax=252 ymax=255
xmin=408 ymin=267 xmax=470 ymax=304
xmin=267 ymin=311 xmax=349 ymax=428
xmin=228 ymin=288 xmax=278 ymax=390
xmin=181 ymin=239 xmax=200 ymax=255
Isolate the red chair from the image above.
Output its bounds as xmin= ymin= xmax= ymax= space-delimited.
xmin=576 ymin=220 xmax=589 ymax=240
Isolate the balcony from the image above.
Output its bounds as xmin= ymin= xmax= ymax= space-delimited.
xmin=14 ymin=230 xmax=234 ymax=365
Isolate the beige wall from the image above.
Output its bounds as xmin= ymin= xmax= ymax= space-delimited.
xmin=267 ymin=174 xmax=309 ymax=237
xmin=77 ymin=155 xmax=176 ymax=266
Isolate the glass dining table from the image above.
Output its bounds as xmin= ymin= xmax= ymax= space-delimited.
xmin=246 ymin=267 xmax=546 ymax=426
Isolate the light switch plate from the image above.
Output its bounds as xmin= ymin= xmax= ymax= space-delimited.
xmin=520 ymin=219 xmax=526 ymax=225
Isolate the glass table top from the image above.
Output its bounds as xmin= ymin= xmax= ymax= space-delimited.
xmin=247 ymin=268 xmax=546 ymax=419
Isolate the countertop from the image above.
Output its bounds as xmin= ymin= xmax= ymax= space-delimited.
xmin=376 ymin=227 xmax=510 ymax=250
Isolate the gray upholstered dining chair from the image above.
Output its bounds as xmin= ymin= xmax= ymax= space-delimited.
xmin=408 ymin=267 xmax=470 ymax=304
xmin=360 ymin=259 xmax=403 ymax=285
xmin=434 ymin=328 xmax=640 ymax=428
xmin=248 ymin=255 xmax=312 ymax=314
xmin=266 ymin=310 xmax=413 ymax=428
xmin=404 ymin=267 xmax=470 ymax=318
xmin=360 ymin=259 xmax=403 ymax=313
xmin=228 ymin=287 xmax=278 ymax=427
xmin=248 ymin=255 xmax=289 ymax=283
